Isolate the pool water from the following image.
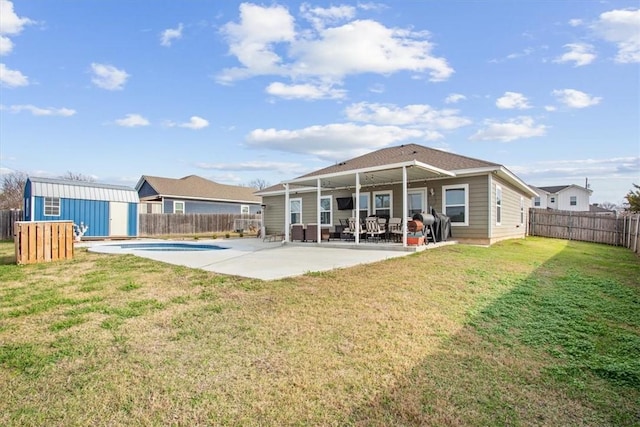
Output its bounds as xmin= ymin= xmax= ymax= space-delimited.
xmin=114 ymin=242 xmax=227 ymax=252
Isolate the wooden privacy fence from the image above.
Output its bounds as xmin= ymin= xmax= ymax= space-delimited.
xmin=139 ymin=213 xmax=262 ymax=236
xmin=0 ymin=209 xmax=23 ymax=240
xmin=14 ymin=221 xmax=74 ymax=264
xmin=529 ymin=209 xmax=640 ymax=253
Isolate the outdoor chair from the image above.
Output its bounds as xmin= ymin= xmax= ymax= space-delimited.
xmin=388 ymin=217 xmax=403 ymax=242
xmin=291 ymin=223 xmax=305 ymax=242
xmin=343 ymin=217 xmax=362 ymax=240
xmin=365 ymin=217 xmax=385 ymax=242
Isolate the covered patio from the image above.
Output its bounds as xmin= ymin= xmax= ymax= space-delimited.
xmin=282 ymin=160 xmax=455 ymax=248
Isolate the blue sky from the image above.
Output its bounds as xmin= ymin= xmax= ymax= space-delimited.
xmin=1 ymin=0 xmax=638 ymax=205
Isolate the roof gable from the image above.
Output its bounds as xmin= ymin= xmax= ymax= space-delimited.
xmin=299 ymin=143 xmax=498 ymax=180
xmin=137 ymin=175 xmax=261 ymax=204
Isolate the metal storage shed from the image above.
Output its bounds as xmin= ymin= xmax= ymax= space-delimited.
xmin=23 ymin=177 xmax=139 ymax=238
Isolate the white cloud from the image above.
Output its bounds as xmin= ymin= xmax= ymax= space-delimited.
xmin=470 ymin=116 xmax=546 ymax=142
xmin=554 ymin=43 xmax=596 ymax=66
xmin=265 ymin=81 xmax=346 ymax=100
xmin=115 ymin=114 xmax=149 ymax=127
xmin=180 ymin=116 xmax=209 ymax=130
xmin=246 ymin=123 xmax=424 ymax=161
xmin=4 ymin=104 xmax=75 ymax=116
xmin=217 ymin=4 xmax=453 ymax=87
xmin=569 ymin=19 xmax=583 ymax=27
xmin=300 ymin=3 xmax=355 ymax=30
xmin=195 ymin=160 xmax=304 ymax=172
xmin=496 ymin=92 xmax=531 ymax=110
xmin=160 ymin=23 xmax=183 ymax=47
xmin=90 ymin=63 xmax=130 ymax=90
xmin=552 ymin=89 xmax=602 ymax=108
xmin=0 ymin=0 xmax=33 ymax=55
xmin=0 ymin=62 xmax=27 ymax=86
xmin=592 ymin=8 xmax=640 ymax=63
xmin=444 ymin=93 xmax=466 ymax=104
xmin=344 ymin=102 xmax=471 ymax=131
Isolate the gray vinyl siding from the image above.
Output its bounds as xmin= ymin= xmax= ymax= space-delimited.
xmin=490 ymin=176 xmax=530 ymax=241
xmin=162 ymin=198 xmax=261 ymax=214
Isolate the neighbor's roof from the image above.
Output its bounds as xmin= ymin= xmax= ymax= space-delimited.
xmin=537 ymin=184 xmax=593 ymax=195
xmin=27 ymin=177 xmax=139 ymax=203
xmin=137 ymin=175 xmax=261 ymax=204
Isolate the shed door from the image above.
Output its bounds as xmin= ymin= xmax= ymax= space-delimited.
xmin=110 ymin=202 xmax=129 ymax=236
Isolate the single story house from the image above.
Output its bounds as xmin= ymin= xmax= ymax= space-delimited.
xmin=530 ymin=184 xmax=592 ymax=211
xmin=256 ymin=143 xmax=538 ymax=246
xmin=23 ymin=177 xmax=139 ymax=238
xmin=136 ymin=175 xmax=262 ymax=215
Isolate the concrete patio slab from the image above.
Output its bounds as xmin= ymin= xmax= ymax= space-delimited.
xmin=84 ymin=238 xmax=455 ymax=281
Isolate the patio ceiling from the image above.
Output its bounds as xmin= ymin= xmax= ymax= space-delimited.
xmin=285 ymin=160 xmax=456 ymax=190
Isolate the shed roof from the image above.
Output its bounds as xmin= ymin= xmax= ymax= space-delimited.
xmin=137 ymin=175 xmax=261 ymax=204
xmin=27 ymin=177 xmax=139 ymax=203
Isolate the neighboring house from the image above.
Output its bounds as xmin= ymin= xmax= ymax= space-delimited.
xmin=256 ymin=143 xmax=537 ymax=245
xmin=23 ymin=177 xmax=139 ymax=238
xmin=530 ymin=184 xmax=592 ymax=211
xmin=136 ymin=175 xmax=262 ymax=215
xmin=589 ymin=204 xmax=616 ymax=216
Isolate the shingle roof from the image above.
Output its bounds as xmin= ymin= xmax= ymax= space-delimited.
xmin=300 ymin=143 xmax=498 ymax=179
xmin=538 ymin=185 xmax=570 ymax=194
xmin=139 ymin=175 xmax=261 ymax=203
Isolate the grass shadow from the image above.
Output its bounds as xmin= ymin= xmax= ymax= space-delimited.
xmin=348 ymin=241 xmax=640 ymax=426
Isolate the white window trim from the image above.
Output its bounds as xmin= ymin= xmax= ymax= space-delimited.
xmin=290 ymin=197 xmax=302 ymax=224
xmin=241 ymin=205 xmax=250 ymax=215
xmin=442 ymin=184 xmax=469 ymax=227
xmin=534 ymin=197 xmax=540 ymax=207
xmin=173 ymin=201 xmax=185 ymax=214
xmin=44 ymin=197 xmax=60 ymax=217
xmin=320 ymin=195 xmax=332 ymax=226
xmin=372 ymin=190 xmax=393 ymax=217
xmin=570 ymin=196 xmax=577 ymax=206
xmin=496 ymin=185 xmax=502 ymax=226
xmin=520 ymin=196 xmax=525 ymax=225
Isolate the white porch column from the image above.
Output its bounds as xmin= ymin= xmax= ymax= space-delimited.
xmin=355 ymin=173 xmax=360 ymax=245
xmin=402 ymin=166 xmax=408 ymax=247
xmin=316 ymin=178 xmax=322 ymax=243
xmin=284 ymin=183 xmax=290 ymax=242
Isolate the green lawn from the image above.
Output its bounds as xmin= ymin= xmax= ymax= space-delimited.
xmin=0 ymin=237 xmax=638 ymax=426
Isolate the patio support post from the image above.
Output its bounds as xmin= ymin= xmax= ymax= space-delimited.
xmin=284 ymin=183 xmax=290 ymax=242
xmin=316 ymin=178 xmax=322 ymax=243
xmin=355 ymin=173 xmax=360 ymax=245
xmin=402 ymin=165 xmax=408 ymax=247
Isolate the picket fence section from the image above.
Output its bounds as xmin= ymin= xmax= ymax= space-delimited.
xmin=529 ymin=209 xmax=639 ymax=254
xmin=0 ymin=210 xmax=23 ymax=240
xmin=138 ymin=213 xmax=262 ymax=236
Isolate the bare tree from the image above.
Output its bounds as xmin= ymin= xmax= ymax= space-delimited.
xmin=59 ymin=171 xmax=95 ymax=182
xmin=598 ymin=202 xmax=618 ymax=211
xmin=248 ymin=178 xmax=270 ymax=190
xmin=0 ymin=171 xmax=28 ymax=209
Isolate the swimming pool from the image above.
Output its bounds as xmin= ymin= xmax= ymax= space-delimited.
xmin=105 ymin=242 xmax=228 ymax=252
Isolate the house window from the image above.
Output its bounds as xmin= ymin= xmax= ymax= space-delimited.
xmin=44 ymin=197 xmax=60 ymax=216
xmin=534 ymin=197 xmax=540 ymax=207
xmin=353 ymin=192 xmax=370 ymax=221
xmin=373 ymin=191 xmax=392 ymax=218
xmin=550 ymin=196 xmax=556 ymax=203
xmin=442 ymin=184 xmax=468 ymax=226
xmin=408 ymin=190 xmax=424 ymax=217
xmin=570 ymin=196 xmax=577 ymax=206
xmin=496 ymin=185 xmax=502 ymax=226
xmin=320 ymin=196 xmax=332 ymax=225
xmin=173 ymin=201 xmax=185 ymax=214
xmin=520 ymin=197 xmax=525 ymax=225
xmin=290 ymin=198 xmax=302 ymax=224
xmin=241 ymin=205 xmax=250 ymax=215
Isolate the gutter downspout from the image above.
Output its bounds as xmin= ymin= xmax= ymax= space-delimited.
xmin=284 ymin=183 xmax=290 ymax=242
xmin=316 ymin=178 xmax=321 ymax=243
